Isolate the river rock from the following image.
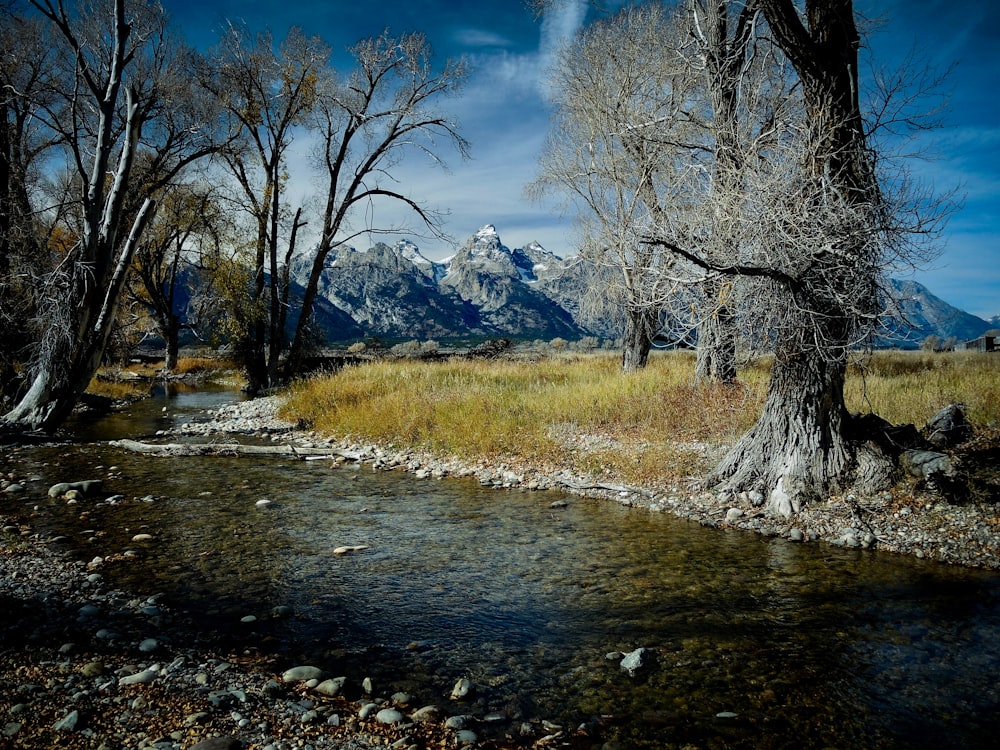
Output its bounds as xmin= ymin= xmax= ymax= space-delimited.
xmin=281 ymin=666 xmax=324 ymax=683
xmin=620 ymin=647 xmax=657 ymax=678
xmin=314 ymin=677 xmax=347 ymax=697
xmin=52 ymin=710 xmax=79 ymax=731
xmin=455 ymin=729 xmax=478 ymax=745
xmin=411 ymin=705 xmax=443 ymax=723
xmin=725 ymin=508 xmax=744 ymax=523
xmin=47 ymin=480 xmax=102 ymax=498
xmin=445 ymin=715 xmax=472 ymax=730
xmin=190 ymin=738 xmax=243 ymax=750
xmin=450 ymin=677 xmax=474 ymax=700
xmin=119 ymin=669 xmax=158 ymax=685
xmin=2 ymin=483 xmax=25 ymax=494
xmin=131 ymin=533 xmax=154 ymax=542
xmin=375 ymin=708 xmax=405 ymax=725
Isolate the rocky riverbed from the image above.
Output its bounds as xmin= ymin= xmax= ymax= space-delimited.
xmin=177 ymin=395 xmax=1000 ymax=571
xmin=0 ymin=530 xmax=584 ymax=750
xmin=3 ymin=391 xmax=999 ymax=750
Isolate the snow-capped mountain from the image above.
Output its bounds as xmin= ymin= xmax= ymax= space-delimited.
xmin=287 ymin=224 xmax=993 ymax=346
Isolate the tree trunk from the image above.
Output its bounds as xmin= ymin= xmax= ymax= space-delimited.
xmin=164 ymin=320 xmax=179 ymax=372
xmin=621 ymin=306 xmax=657 ymax=373
xmin=695 ymin=279 xmax=737 ymax=384
xmin=707 ymin=327 xmax=852 ymax=516
xmin=704 ymin=0 xmax=890 ymax=513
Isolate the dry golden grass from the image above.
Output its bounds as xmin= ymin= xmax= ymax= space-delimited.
xmin=846 ymin=351 xmax=1000 ymax=427
xmin=281 ymin=349 xmax=1000 ymax=486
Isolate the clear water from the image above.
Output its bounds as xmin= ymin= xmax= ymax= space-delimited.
xmin=7 ymin=388 xmax=1000 ymax=748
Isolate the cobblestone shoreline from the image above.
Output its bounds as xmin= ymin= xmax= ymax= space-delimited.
xmin=181 ymin=395 xmax=1000 ymax=570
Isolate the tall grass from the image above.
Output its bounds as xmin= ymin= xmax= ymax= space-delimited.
xmin=846 ymin=351 xmax=1000 ymax=427
xmin=282 ymin=351 xmax=766 ymax=481
xmin=282 ymin=350 xmax=1000 ymax=485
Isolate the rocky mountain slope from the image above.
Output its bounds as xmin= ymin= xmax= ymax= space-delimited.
xmin=289 ymin=224 xmax=993 ymax=347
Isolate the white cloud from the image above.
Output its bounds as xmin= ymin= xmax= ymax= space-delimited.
xmin=452 ymin=27 xmax=516 ymax=49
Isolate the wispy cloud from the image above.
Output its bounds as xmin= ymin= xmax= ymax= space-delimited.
xmin=452 ymin=27 xmax=516 ymax=49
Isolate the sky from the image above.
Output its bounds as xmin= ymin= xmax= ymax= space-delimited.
xmin=163 ymin=0 xmax=1000 ymax=320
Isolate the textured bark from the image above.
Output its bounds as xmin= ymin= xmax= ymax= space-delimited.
xmin=621 ymin=307 xmax=658 ymax=373
xmin=694 ymin=280 xmax=737 ymax=384
xmin=707 ymin=0 xmax=891 ymax=513
xmin=708 ymin=331 xmax=852 ymax=516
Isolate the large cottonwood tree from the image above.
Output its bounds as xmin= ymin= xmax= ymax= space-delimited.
xmin=2 ymin=0 xmax=223 ymax=432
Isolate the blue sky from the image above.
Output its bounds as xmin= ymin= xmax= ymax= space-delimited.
xmin=165 ymin=0 xmax=1000 ymax=319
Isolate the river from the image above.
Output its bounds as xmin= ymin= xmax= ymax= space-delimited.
xmin=6 ymin=384 xmax=1000 ymax=748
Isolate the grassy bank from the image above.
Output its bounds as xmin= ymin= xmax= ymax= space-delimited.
xmin=281 ymin=350 xmax=1000 ymax=488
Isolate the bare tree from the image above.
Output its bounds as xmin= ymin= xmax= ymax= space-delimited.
xmin=127 ymin=182 xmax=227 ymax=370
xmin=656 ymin=0 xmax=951 ymax=515
xmin=531 ymin=3 xmax=700 ymax=372
xmin=284 ymin=30 xmax=468 ymax=376
xmin=1 ymin=0 xmax=223 ymax=432
xmin=202 ymin=25 xmax=328 ymax=393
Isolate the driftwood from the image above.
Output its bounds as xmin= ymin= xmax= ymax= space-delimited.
xmin=109 ymin=439 xmax=364 ymax=461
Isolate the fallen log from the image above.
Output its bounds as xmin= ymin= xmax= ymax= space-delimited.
xmin=109 ymin=439 xmax=365 ymax=461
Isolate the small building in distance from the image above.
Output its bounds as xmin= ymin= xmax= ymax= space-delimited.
xmin=956 ymin=334 xmax=997 ymax=352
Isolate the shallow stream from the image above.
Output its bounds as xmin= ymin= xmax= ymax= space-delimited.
xmin=6 ymin=385 xmax=1000 ymax=748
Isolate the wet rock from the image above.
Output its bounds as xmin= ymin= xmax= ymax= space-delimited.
xmin=450 ymin=677 xmax=473 ymax=700
xmin=455 ymin=729 xmax=478 ymax=745
xmin=620 ymin=647 xmax=657 ymax=678
xmin=47 ymin=480 xmax=103 ymax=498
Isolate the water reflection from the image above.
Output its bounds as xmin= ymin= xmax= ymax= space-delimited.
xmin=6 ymin=391 xmax=1000 ymax=748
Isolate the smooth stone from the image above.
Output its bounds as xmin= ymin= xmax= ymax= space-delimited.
xmin=314 ymin=677 xmax=347 ymax=697
xmin=119 ymin=669 xmax=157 ymax=685
xmin=362 ymin=676 xmax=374 ymax=694
xmin=80 ymin=661 xmax=104 ymax=678
xmin=716 ymin=711 xmax=739 ymax=719
xmin=138 ymin=638 xmax=159 ymax=652
xmin=411 ymin=706 xmax=442 ymax=723
xmin=240 ymin=615 xmax=257 ymax=624
xmin=391 ymin=691 xmax=411 ymax=706
xmin=189 ymin=738 xmax=243 ymax=750
xmin=375 ymin=708 xmax=405 ymax=725
xmin=131 ymin=533 xmax=154 ymax=542
xmin=725 ymin=507 xmax=744 ymax=523
xmin=272 ymin=605 xmax=294 ymax=618
xmin=444 ymin=715 xmax=472 ymax=730
xmin=455 ymin=730 xmax=478 ymax=745
xmin=282 ymin=666 xmax=324 ymax=683
xmin=788 ymin=528 xmax=805 ymax=542
xmin=450 ymin=677 xmax=473 ymax=700
xmin=3 ymin=483 xmax=25 ymax=494
xmin=52 ymin=710 xmax=80 ymax=731
xmin=333 ymin=545 xmax=369 ymax=555
xmin=255 ymin=499 xmax=272 ymax=508
xmin=358 ymin=703 xmax=379 ymax=720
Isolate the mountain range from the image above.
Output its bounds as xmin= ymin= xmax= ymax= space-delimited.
xmin=289 ymin=224 xmax=996 ymax=347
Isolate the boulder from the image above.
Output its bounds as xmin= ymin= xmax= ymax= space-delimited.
xmin=925 ymin=403 xmax=972 ymax=449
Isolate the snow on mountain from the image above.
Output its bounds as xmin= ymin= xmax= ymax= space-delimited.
xmin=284 ymin=226 xmax=991 ymax=346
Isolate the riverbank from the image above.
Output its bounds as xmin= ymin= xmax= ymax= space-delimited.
xmin=1 ymin=530 xmax=560 ymax=750
xmin=178 ymin=394 xmax=1000 ymax=571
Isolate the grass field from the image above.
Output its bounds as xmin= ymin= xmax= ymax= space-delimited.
xmin=280 ymin=350 xmax=1000 ymax=486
